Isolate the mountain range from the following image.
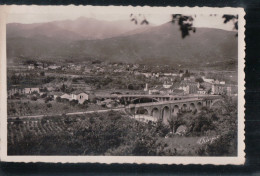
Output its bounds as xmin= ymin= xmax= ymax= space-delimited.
xmin=7 ymin=17 xmax=238 ymax=69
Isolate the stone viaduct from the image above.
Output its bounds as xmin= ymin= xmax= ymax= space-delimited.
xmin=125 ymin=96 xmax=222 ymax=124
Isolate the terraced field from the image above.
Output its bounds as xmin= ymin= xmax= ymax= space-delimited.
xmin=8 ymin=117 xmax=67 ymax=146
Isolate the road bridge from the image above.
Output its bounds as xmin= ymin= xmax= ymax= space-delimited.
xmin=96 ymin=94 xmax=220 ymax=104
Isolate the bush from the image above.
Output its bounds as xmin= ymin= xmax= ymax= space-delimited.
xmin=70 ymin=100 xmax=78 ymax=106
xmin=41 ymin=93 xmax=47 ymax=98
xmin=56 ymin=96 xmax=62 ymax=102
xmin=31 ymin=96 xmax=38 ymax=101
xmin=46 ymin=103 xmax=52 ymax=108
xmin=45 ymin=96 xmax=53 ymax=103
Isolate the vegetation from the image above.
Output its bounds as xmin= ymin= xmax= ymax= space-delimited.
xmin=8 ymin=97 xmax=237 ymax=156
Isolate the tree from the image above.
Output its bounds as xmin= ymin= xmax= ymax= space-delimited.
xmin=40 ymin=71 xmax=45 ymax=76
xmin=70 ymin=100 xmax=78 ymax=106
xmin=31 ymin=96 xmax=38 ymax=101
xmin=128 ymin=84 xmax=134 ymax=90
xmin=46 ymin=103 xmax=52 ymax=108
xmin=60 ymin=84 xmax=66 ymax=92
xmin=195 ymin=77 xmax=204 ymax=83
xmin=56 ymin=97 xmax=62 ymax=102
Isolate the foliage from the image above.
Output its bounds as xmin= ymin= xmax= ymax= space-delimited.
xmin=8 ymin=96 xmax=237 ymax=156
xmin=172 ymin=14 xmax=196 ymax=38
xmin=31 ymin=96 xmax=38 ymax=101
xmin=46 ymin=103 xmax=52 ymax=108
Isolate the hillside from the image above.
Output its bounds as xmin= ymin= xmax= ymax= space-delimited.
xmin=7 ymin=20 xmax=238 ymax=69
xmin=7 ymin=17 xmax=149 ymax=40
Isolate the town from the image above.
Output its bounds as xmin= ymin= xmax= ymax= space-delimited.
xmin=7 ymin=58 xmax=238 ymax=119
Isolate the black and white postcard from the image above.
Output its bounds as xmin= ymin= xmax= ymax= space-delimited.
xmin=0 ymin=5 xmax=245 ymax=165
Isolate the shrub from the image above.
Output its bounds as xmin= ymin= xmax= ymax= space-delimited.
xmin=56 ymin=96 xmax=62 ymax=102
xmin=31 ymin=96 xmax=37 ymax=101
xmin=41 ymin=93 xmax=47 ymax=98
xmin=70 ymin=100 xmax=78 ymax=106
xmin=46 ymin=103 xmax=52 ymax=108
xmin=45 ymin=96 xmax=53 ymax=103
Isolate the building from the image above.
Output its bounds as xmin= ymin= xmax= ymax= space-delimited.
xmin=60 ymin=93 xmax=72 ymax=101
xmin=202 ymin=76 xmax=215 ymax=84
xmin=171 ymin=89 xmax=184 ymax=95
xmin=197 ymin=88 xmax=206 ymax=94
xmin=144 ymin=83 xmax=149 ymax=92
xmin=148 ymin=89 xmax=160 ymax=95
xmin=28 ymin=64 xmax=35 ymax=70
xmin=163 ymin=81 xmax=172 ymax=89
xmin=49 ymin=92 xmax=64 ymax=100
xmin=179 ymin=81 xmax=199 ymax=94
xmin=24 ymin=88 xmax=40 ymax=94
xmin=71 ymin=90 xmax=89 ymax=104
xmin=211 ymin=84 xmax=234 ymax=95
xmin=7 ymin=88 xmax=25 ymax=97
xmin=48 ymin=65 xmax=60 ymax=70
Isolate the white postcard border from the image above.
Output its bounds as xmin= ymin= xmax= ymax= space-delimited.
xmin=0 ymin=5 xmax=245 ymax=165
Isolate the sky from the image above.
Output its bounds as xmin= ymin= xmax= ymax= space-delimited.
xmin=6 ymin=6 xmax=237 ymax=31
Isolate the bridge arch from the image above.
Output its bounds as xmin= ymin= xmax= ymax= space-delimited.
xmin=162 ymin=106 xmax=170 ymax=124
xmin=130 ymin=107 xmax=135 ymax=114
xmin=181 ymin=104 xmax=188 ymax=112
xmin=190 ymin=103 xmax=196 ymax=112
xmin=197 ymin=102 xmax=202 ymax=111
xmin=211 ymin=99 xmax=224 ymax=108
xmin=131 ymin=97 xmax=159 ymax=104
xmin=136 ymin=108 xmax=149 ymax=115
xmin=172 ymin=105 xmax=179 ymax=116
xmin=151 ymin=107 xmax=160 ymax=119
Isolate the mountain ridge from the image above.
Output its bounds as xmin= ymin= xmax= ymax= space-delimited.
xmin=7 ymin=19 xmax=238 ymax=69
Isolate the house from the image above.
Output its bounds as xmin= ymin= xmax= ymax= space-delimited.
xmin=220 ymin=81 xmax=226 ymax=85
xmin=212 ymin=84 xmax=233 ymax=95
xmin=48 ymin=65 xmax=60 ymax=70
xmin=179 ymin=81 xmax=199 ymax=94
xmin=71 ymin=90 xmax=89 ymax=104
xmin=142 ymin=73 xmax=152 ymax=78
xmin=197 ymin=88 xmax=206 ymax=94
xmin=163 ymin=81 xmax=172 ymax=89
xmin=60 ymin=93 xmax=72 ymax=100
xmin=148 ymin=89 xmax=160 ymax=95
xmin=24 ymin=88 xmax=40 ymax=94
xmin=171 ymin=89 xmax=184 ymax=95
xmin=28 ymin=64 xmax=35 ymax=70
xmin=49 ymin=92 xmax=64 ymax=100
xmin=144 ymin=83 xmax=149 ymax=92
xmin=7 ymin=88 xmax=25 ymax=97
xmin=202 ymin=76 xmax=215 ymax=84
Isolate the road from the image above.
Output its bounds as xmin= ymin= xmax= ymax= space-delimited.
xmin=8 ymin=107 xmax=125 ymax=120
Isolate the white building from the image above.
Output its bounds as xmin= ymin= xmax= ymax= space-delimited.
xmin=28 ymin=64 xmax=35 ymax=70
xmin=60 ymin=93 xmax=72 ymax=100
xmin=197 ymin=89 xmax=206 ymax=94
xmin=144 ymin=83 xmax=149 ymax=92
xmin=71 ymin=90 xmax=89 ymax=104
xmin=163 ymin=82 xmax=173 ymax=89
xmin=24 ymin=88 xmax=40 ymax=94
xmin=202 ymin=76 xmax=215 ymax=84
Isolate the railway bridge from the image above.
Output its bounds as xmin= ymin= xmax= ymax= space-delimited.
xmin=125 ymin=96 xmax=222 ymax=124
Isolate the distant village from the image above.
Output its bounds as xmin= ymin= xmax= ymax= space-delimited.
xmin=7 ymin=59 xmax=237 ymax=112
